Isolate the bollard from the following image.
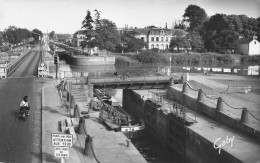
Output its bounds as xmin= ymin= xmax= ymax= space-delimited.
xmin=216 ymin=97 xmax=223 ymax=111
xmin=84 ymin=135 xmax=90 ymax=154
xmin=181 ymin=76 xmax=184 ymax=84
xmin=169 ymin=77 xmax=175 ymax=86
xmin=182 ymin=82 xmax=188 ymax=94
xmin=126 ymin=139 xmax=131 ymax=147
xmin=197 ymin=89 xmax=204 ymax=101
xmin=74 ymin=105 xmax=80 ymax=118
xmin=87 ymin=76 xmax=91 ymax=85
xmin=77 ymin=117 xmax=85 ymax=134
xmin=240 ymin=108 xmax=249 ymax=123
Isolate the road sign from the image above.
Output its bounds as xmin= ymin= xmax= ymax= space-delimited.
xmin=40 ymin=63 xmax=45 ymax=67
xmin=51 ymin=133 xmax=73 ymax=147
xmin=54 ymin=147 xmax=69 ymax=158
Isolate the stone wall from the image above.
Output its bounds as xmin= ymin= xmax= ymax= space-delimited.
xmin=70 ymin=55 xmax=115 ymax=65
xmin=186 ymin=128 xmax=243 ymax=163
xmin=123 ymin=88 xmax=247 ymax=163
xmin=166 ymin=85 xmax=260 ymax=142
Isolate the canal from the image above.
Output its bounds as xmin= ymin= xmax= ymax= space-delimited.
xmin=56 ymin=58 xmax=259 ymax=163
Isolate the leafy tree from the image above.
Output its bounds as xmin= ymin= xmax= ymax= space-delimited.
xmin=94 ymin=9 xmax=101 ymax=29
xmin=81 ymin=9 xmax=120 ymax=52
xmin=119 ymin=30 xmax=147 ymax=52
xmin=0 ymin=31 xmax=4 ymax=47
xmin=81 ymin=10 xmax=94 ymax=49
xmin=257 ymin=17 xmax=260 ymax=42
xmin=32 ymin=29 xmax=43 ymax=43
xmin=201 ymin=14 xmax=258 ymax=52
xmin=169 ymin=35 xmax=191 ymax=52
xmin=187 ymin=31 xmax=204 ymax=51
xmin=183 ymin=5 xmax=207 ymax=31
xmin=93 ymin=19 xmax=121 ymax=51
xmin=49 ymin=31 xmax=55 ymax=39
xmin=173 ymin=19 xmax=186 ymax=30
xmin=145 ymin=25 xmax=157 ymax=29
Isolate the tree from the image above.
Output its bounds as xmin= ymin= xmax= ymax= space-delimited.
xmin=31 ymin=29 xmax=43 ymax=43
xmin=183 ymin=5 xmax=207 ymax=31
xmin=145 ymin=25 xmax=157 ymax=29
xmin=49 ymin=31 xmax=55 ymax=39
xmin=119 ymin=30 xmax=147 ymax=52
xmin=257 ymin=17 xmax=260 ymax=42
xmin=173 ymin=19 xmax=186 ymax=30
xmin=93 ymin=19 xmax=121 ymax=51
xmin=94 ymin=9 xmax=101 ymax=29
xmin=188 ymin=31 xmax=204 ymax=51
xmin=169 ymin=35 xmax=191 ymax=52
xmin=81 ymin=10 xmax=94 ymax=49
xmin=0 ymin=31 xmax=4 ymax=47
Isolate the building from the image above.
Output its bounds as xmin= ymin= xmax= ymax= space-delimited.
xmin=234 ymin=35 xmax=260 ymax=55
xmin=121 ymin=27 xmax=174 ymax=50
xmin=71 ymin=30 xmax=85 ymax=47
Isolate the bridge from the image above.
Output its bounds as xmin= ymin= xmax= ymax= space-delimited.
xmin=66 ymin=75 xmax=181 ymax=90
xmin=0 ymin=47 xmax=45 ymax=78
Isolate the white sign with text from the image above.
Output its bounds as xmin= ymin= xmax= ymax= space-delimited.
xmin=54 ymin=147 xmax=69 ymax=158
xmin=51 ymin=133 xmax=73 ymax=147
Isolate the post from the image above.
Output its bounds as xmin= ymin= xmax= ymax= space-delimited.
xmin=169 ymin=56 xmax=172 ymax=74
xmin=240 ymin=108 xmax=249 ymax=123
xmin=182 ymin=82 xmax=188 ymax=94
xmin=216 ymin=97 xmax=223 ymax=111
xmin=61 ymin=157 xmax=65 ymax=163
xmin=197 ymin=89 xmax=204 ymax=101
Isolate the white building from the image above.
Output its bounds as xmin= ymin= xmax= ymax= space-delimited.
xmin=235 ymin=36 xmax=260 ymax=55
xmin=121 ymin=27 xmax=174 ymax=50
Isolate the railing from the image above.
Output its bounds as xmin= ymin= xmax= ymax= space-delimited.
xmin=145 ymin=91 xmax=197 ymax=124
xmin=6 ymin=49 xmax=31 ymax=77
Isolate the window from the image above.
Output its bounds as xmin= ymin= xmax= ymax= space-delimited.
xmin=141 ymin=37 xmax=144 ymax=40
xmin=254 ymin=41 xmax=256 ymax=44
xmin=161 ymin=37 xmax=164 ymax=41
xmin=151 ymin=44 xmax=154 ymax=48
xmin=161 ymin=44 xmax=164 ymax=50
xmin=156 ymin=37 xmax=159 ymax=41
xmin=166 ymin=44 xmax=168 ymax=49
xmin=161 ymin=30 xmax=164 ymax=34
xmin=151 ymin=37 xmax=154 ymax=41
xmin=166 ymin=37 xmax=168 ymax=41
xmin=156 ymin=44 xmax=159 ymax=48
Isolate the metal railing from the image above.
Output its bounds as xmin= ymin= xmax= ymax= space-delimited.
xmin=6 ymin=50 xmax=31 ymax=77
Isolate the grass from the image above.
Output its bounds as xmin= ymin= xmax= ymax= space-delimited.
xmin=108 ymin=51 xmax=259 ymax=66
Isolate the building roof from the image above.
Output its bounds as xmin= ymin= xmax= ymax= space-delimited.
xmin=133 ymin=28 xmax=150 ymax=35
xmin=74 ymin=30 xmax=85 ymax=35
xmin=235 ymin=36 xmax=258 ymax=45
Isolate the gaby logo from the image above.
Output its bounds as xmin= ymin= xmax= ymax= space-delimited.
xmin=214 ymin=135 xmax=235 ymax=154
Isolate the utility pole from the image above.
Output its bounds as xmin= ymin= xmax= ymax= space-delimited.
xmin=54 ymin=46 xmax=59 ymax=79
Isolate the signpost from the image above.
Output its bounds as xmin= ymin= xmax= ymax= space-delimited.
xmin=51 ymin=133 xmax=73 ymax=147
xmin=54 ymin=147 xmax=69 ymax=157
xmin=51 ymin=133 xmax=73 ymax=163
xmin=0 ymin=62 xmax=7 ymax=79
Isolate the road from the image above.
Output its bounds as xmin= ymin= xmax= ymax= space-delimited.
xmin=0 ymin=49 xmax=52 ymax=163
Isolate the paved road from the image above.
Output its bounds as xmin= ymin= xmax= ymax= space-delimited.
xmin=0 ymin=49 xmax=52 ymax=163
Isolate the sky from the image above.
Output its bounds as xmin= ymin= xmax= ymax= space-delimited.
xmin=0 ymin=0 xmax=259 ymax=34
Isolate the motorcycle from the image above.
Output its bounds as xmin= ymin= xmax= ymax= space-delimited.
xmin=19 ymin=108 xmax=28 ymax=121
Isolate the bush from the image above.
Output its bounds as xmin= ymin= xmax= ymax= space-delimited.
xmin=241 ymin=55 xmax=260 ymax=63
xmin=135 ymin=50 xmax=166 ymax=64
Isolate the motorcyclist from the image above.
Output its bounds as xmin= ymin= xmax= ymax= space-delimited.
xmin=20 ymin=96 xmax=30 ymax=116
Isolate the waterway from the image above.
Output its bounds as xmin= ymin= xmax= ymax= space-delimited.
xmin=58 ymin=59 xmax=259 ymax=163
